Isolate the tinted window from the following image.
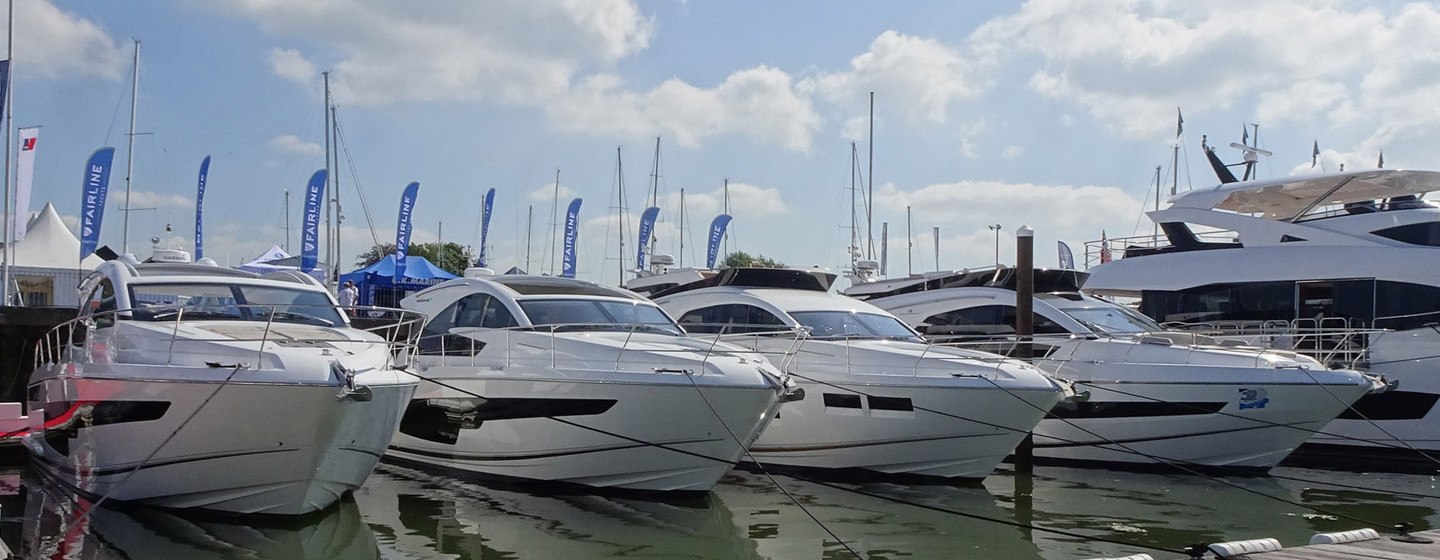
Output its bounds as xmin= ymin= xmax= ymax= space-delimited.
xmin=127 ymin=283 xmax=344 ymax=327
xmin=1373 ymin=222 xmax=1440 ymax=246
xmin=85 ymin=278 xmax=117 ymax=328
xmin=676 ymin=304 xmax=786 ymax=334
xmin=420 ymin=293 xmax=516 ymax=356
xmin=922 ymin=304 xmax=1066 ymax=336
xmin=1376 ymin=281 xmax=1440 ymax=330
xmin=519 ymin=299 xmax=682 ymax=335
xmin=1064 ymin=306 xmax=1163 ymax=334
xmin=789 ymin=311 xmax=922 ymax=341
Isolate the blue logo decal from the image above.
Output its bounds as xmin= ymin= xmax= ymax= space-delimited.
xmin=1238 ymin=388 xmax=1270 ymax=410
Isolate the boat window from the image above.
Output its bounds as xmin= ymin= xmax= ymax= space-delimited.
xmin=420 ymin=293 xmax=517 ymax=355
xmin=518 ymin=299 xmax=683 ymax=335
xmin=126 ymin=283 xmax=344 ymax=327
xmin=1376 ymin=281 xmax=1440 ymax=330
xmin=84 ymin=278 xmax=117 ymax=328
xmin=921 ymin=305 xmax=1066 ymax=336
xmin=1140 ymin=282 xmax=1294 ymax=324
xmin=675 ymin=304 xmax=787 ymax=334
xmin=1063 ymin=306 xmax=1163 ymax=334
xmin=1372 ymin=222 xmax=1440 ymax=247
xmin=789 ymin=311 xmax=922 ymax=341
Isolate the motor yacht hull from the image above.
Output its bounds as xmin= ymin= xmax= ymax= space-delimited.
xmin=385 ymin=371 xmax=783 ymax=492
xmin=1035 ymin=372 xmax=1372 ymax=469
xmin=25 ymin=367 xmax=414 ymax=515
xmin=748 ymin=378 xmax=1058 ymax=478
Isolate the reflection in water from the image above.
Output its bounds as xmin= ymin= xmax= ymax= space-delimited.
xmin=360 ymin=464 xmax=761 ymax=559
xmin=2 ymin=462 xmax=1438 ymax=559
xmin=16 ymin=471 xmax=378 ymax=560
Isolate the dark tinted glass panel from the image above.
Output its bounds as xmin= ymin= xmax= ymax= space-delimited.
xmin=1372 ymin=222 xmax=1440 ymax=246
xmin=822 ymin=393 xmax=863 ymax=409
xmin=868 ymin=396 xmax=913 ymax=411
xmin=1375 ymin=281 xmax=1440 ymax=330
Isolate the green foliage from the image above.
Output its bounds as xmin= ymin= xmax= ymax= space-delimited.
xmin=721 ymin=251 xmax=784 ymax=269
xmin=355 ymin=242 xmax=475 ymax=276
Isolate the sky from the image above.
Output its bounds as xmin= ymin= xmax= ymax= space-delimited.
xmin=5 ymin=0 xmax=1439 ymax=286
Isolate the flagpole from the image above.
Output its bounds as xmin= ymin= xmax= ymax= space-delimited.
xmin=3 ymin=0 xmax=14 ymax=305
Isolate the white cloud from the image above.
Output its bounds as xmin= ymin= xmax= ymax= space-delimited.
xmin=971 ymin=0 xmax=1440 ymax=142
xmin=546 ymin=67 xmax=821 ymax=151
xmin=526 ymin=181 xmax=578 ymax=203
xmin=1002 ymin=146 xmax=1025 ymax=158
xmin=114 ymin=190 xmax=193 ymax=210
xmin=808 ymin=30 xmax=990 ymax=125
xmin=269 ymin=134 xmax=323 ymax=156
xmin=218 ymin=0 xmax=652 ymax=105
xmin=955 ymin=118 xmax=989 ymax=158
xmin=658 ymin=181 xmax=789 ymax=219
xmin=11 ymin=0 xmax=125 ymax=80
xmin=269 ymin=47 xmax=317 ymax=86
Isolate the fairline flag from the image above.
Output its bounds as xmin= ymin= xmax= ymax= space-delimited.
xmin=635 ymin=206 xmax=659 ymax=270
xmin=394 ymin=182 xmax=420 ymax=281
xmin=706 ymin=214 xmax=732 ymax=269
xmin=476 ymin=187 xmax=495 ymax=268
xmin=193 ymin=155 xmax=211 ymax=260
xmin=1058 ymin=241 xmax=1074 ymax=269
xmin=79 ymin=147 xmax=118 ymax=259
xmin=561 ymin=198 xmax=582 ymax=278
xmin=301 ymin=170 xmax=327 ymax=272
xmin=14 ymin=127 xmax=39 ymax=241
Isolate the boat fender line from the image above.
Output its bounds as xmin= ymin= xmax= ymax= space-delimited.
xmin=1081 ymin=555 xmax=1153 ymax=560
xmin=1207 ymin=537 xmax=1282 ymax=559
xmin=1309 ymin=528 xmax=1379 ymax=545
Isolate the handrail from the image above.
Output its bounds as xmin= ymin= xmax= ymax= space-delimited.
xmin=33 ymin=303 xmax=426 ymax=373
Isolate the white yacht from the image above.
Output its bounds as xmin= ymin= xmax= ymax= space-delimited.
xmin=649 ymin=268 xmax=1064 ymax=480
xmin=1084 ymin=169 xmax=1440 ymax=467
xmin=389 ymin=275 xmax=796 ymax=492
xmin=854 ymin=267 xmax=1380 ymax=470
xmin=25 ymin=261 xmax=419 ymax=515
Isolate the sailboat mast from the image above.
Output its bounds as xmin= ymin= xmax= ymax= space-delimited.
xmin=648 ymin=136 xmax=660 ymax=259
xmin=849 ymin=142 xmax=860 ymax=265
xmin=615 ymin=146 xmax=626 ymax=285
xmin=2 ymin=0 xmax=14 ymax=304
xmin=866 ymin=91 xmax=875 ymax=260
xmin=121 ymin=39 xmax=140 ymax=254
xmin=322 ymin=71 xmax=332 ymax=279
xmin=549 ymin=169 xmax=559 ymax=275
xmin=678 ymin=188 xmax=686 ymax=268
xmin=284 ymin=189 xmax=291 ymax=253
xmin=906 ymin=206 xmax=912 ymax=276
xmin=525 ymin=204 xmax=533 ymax=273
xmin=722 ymin=178 xmax=731 ymax=259
xmin=331 ymin=105 xmax=341 ymax=283
xmin=1152 ymin=165 xmax=1162 ymax=237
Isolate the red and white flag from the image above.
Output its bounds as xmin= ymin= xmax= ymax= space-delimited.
xmin=14 ymin=127 xmax=38 ymax=241
xmin=1099 ymin=230 xmax=1112 ymax=264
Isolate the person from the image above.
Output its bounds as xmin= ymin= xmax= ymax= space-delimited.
xmin=338 ymin=280 xmax=359 ymax=315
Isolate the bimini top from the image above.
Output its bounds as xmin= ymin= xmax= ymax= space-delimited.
xmin=1168 ymin=169 xmax=1440 ymax=220
xmin=650 ymin=268 xmax=838 ymax=298
xmin=845 ymin=267 xmax=1088 ymax=301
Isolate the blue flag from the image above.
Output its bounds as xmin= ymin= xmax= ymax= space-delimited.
xmin=300 ymin=169 xmax=327 ymax=272
xmin=706 ymin=214 xmax=732 ymax=269
xmin=194 ymin=155 xmax=211 ymax=260
xmin=79 ymin=147 xmax=117 ymax=259
xmin=476 ymin=187 xmax=495 ymax=268
xmin=0 ymin=61 xmax=9 ymax=124
xmin=1058 ymin=241 xmax=1074 ymax=269
xmin=635 ymin=206 xmax=660 ymax=270
xmin=394 ymin=181 xmax=420 ymax=281
xmin=561 ymin=198 xmax=582 ymax=278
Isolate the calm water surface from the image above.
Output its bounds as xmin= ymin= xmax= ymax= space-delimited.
xmin=5 ymin=463 xmax=1439 ymax=559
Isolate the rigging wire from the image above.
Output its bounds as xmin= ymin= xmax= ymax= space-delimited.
xmin=332 ymin=111 xmax=381 ymax=249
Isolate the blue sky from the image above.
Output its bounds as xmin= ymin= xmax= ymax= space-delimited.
xmin=7 ymin=0 xmax=1437 ymax=284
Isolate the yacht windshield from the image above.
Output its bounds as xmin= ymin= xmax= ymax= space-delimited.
xmin=1063 ymin=305 xmax=1163 ymax=334
xmin=518 ymin=299 xmax=683 ymax=335
xmin=789 ymin=311 xmax=921 ymax=341
xmin=127 ymin=283 xmax=344 ymax=327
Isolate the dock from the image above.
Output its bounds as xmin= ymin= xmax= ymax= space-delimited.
xmin=1103 ymin=528 xmax=1440 ymax=560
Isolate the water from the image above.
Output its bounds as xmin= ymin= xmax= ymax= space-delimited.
xmin=5 ymin=463 xmax=1439 ymax=559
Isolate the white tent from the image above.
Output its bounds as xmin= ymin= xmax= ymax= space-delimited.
xmin=9 ymin=202 xmax=103 ymax=269
xmin=236 ymin=245 xmax=291 ymax=274
xmin=236 ymin=245 xmax=326 ymax=280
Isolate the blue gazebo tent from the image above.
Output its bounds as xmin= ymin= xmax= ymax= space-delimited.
xmin=339 ymin=254 xmax=458 ymax=307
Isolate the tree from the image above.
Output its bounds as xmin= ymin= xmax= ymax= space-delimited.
xmin=355 ymin=242 xmax=475 ymax=276
xmin=721 ymin=251 xmax=784 ymax=269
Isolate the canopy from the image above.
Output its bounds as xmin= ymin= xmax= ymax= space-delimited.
xmin=340 ymin=254 xmax=458 ymax=307
xmin=236 ymin=245 xmax=326 ymax=280
xmin=8 ymin=203 xmax=103 ymax=269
